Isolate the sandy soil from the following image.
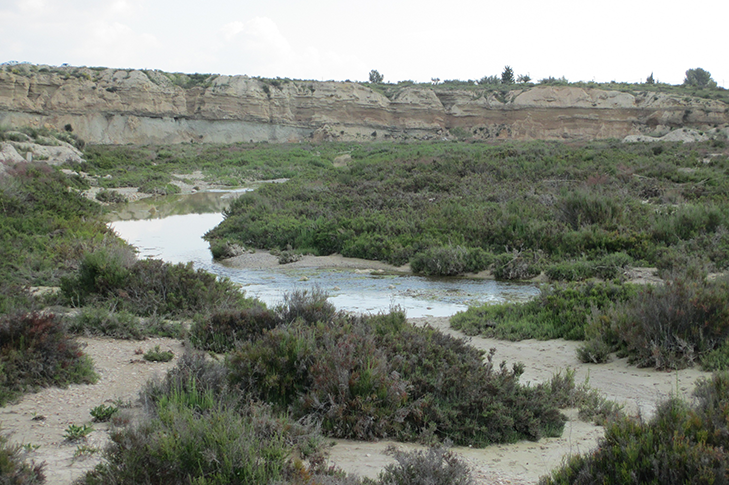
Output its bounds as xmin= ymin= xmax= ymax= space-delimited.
xmin=0 ymin=338 xmax=185 ymax=484
xmin=0 ymin=313 xmax=710 ymax=485
xmin=222 ymin=250 xmax=411 ymax=273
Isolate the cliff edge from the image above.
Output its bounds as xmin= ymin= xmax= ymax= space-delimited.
xmin=0 ymin=64 xmax=727 ymax=144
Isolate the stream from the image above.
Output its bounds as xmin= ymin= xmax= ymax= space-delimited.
xmin=107 ymin=190 xmax=539 ymax=317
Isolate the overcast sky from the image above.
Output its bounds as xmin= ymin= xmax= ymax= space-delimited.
xmin=2 ymin=0 xmax=727 ymax=87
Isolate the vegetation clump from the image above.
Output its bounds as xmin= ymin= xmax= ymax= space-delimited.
xmin=65 ymin=306 xmax=182 ymax=340
xmin=541 ymin=372 xmax=729 ymax=484
xmin=0 ymin=312 xmax=97 ymax=406
xmin=219 ymin=292 xmax=569 ymax=446
xmin=451 ymin=281 xmax=636 ymax=341
xmin=578 ymin=275 xmax=729 ymax=370
xmin=60 ymin=248 xmax=258 ymax=318
xmin=189 ymin=306 xmax=277 ymax=353
xmin=207 ymin=140 xmax=729 ymax=280
xmin=378 ymin=443 xmax=474 ymax=485
xmin=0 ymin=432 xmax=45 ymax=484
xmin=142 ymin=345 xmax=174 ymax=363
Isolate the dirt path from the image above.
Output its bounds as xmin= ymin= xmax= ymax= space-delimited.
xmin=0 ymin=321 xmax=710 ymax=484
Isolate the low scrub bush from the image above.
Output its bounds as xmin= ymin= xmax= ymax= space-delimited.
xmin=378 ymin=443 xmax=474 ymax=485
xmin=451 ymin=281 xmax=636 ymax=341
xmin=544 ymin=370 xmax=624 ymax=425
xmin=0 ymin=312 xmax=96 ymax=406
xmin=701 ymin=339 xmax=729 ymax=371
xmin=545 ymin=252 xmax=633 ymax=281
xmin=410 ymin=245 xmax=493 ymax=276
xmin=540 ymin=372 xmax=729 ymax=484
xmin=61 ymin=250 xmax=258 ymax=318
xmin=579 ymin=276 xmax=729 ymax=369
xmin=189 ymin=307 xmax=278 ymax=353
xmin=66 ymin=306 xmax=183 ymax=340
xmin=0 ymin=432 xmax=45 ymax=484
xmin=227 ymin=294 xmax=568 ymax=446
xmin=492 ymin=249 xmax=542 ymax=280
xmin=84 ymin=352 xmax=330 ymax=485
xmin=66 ymin=306 xmax=144 ymax=339
xmin=79 ymin=400 xmax=296 ymax=485
xmin=277 ymin=287 xmax=336 ymax=325
xmin=557 ymin=189 xmax=624 ymax=230
xmin=143 ymin=345 xmax=174 ymax=363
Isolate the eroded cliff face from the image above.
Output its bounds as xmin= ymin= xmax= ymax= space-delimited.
xmin=0 ymin=65 xmax=726 ymax=144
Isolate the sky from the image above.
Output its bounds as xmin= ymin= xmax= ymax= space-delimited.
xmin=1 ymin=0 xmax=727 ymax=88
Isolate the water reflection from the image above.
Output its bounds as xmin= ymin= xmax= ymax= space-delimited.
xmin=108 ymin=191 xmax=539 ymax=317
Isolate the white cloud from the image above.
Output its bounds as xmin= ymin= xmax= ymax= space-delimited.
xmin=16 ymin=0 xmax=47 ymax=13
xmin=74 ymin=21 xmax=161 ymax=66
xmin=220 ymin=17 xmax=293 ymax=63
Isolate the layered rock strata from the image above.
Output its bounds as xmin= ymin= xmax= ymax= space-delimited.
xmin=0 ymin=65 xmax=726 ymax=144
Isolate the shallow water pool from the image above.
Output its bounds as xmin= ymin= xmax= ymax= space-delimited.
xmin=108 ymin=191 xmax=539 ymax=317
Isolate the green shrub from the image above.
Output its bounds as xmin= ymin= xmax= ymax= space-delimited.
xmin=492 ymin=249 xmax=541 ymax=280
xmin=540 ymin=372 xmax=729 ymax=484
xmin=557 ymin=189 xmax=624 ymax=230
xmin=378 ymin=443 xmax=474 ymax=485
xmin=88 ymin=352 xmax=329 ymax=485
xmin=227 ymin=297 xmax=568 ymax=446
xmin=451 ymin=281 xmax=636 ymax=341
xmin=701 ymin=339 xmax=729 ymax=371
xmin=66 ymin=306 xmax=144 ymax=339
xmin=79 ymin=401 xmax=294 ymax=485
xmin=143 ymin=346 xmax=174 ymax=363
xmin=60 ymin=246 xmax=135 ymax=305
xmin=277 ymin=287 xmax=336 ymax=325
xmin=90 ymin=404 xmax=118 ymax=423
xmin=0 ymin=312 xmax=97 ymax=406
xmin=579 ymin=276 xmax=729 ymax=369
xmin=410 ymin=245 xmax=469 ymax=276
xmin=545 ymin=252 xmax=633 ymax=282
xmin=62 ymin=253 xmax=258 ymax=318
xmin=189 ymin=307 xmax=278 ymax=353
xmin=410 ymin=246 xmax=493 ymax=276
xmin=0 ymin=433 xmax=45 ymax=484
xmin=377 ymin=326 xmax=566 ymax=445
xmin=228 ymin=326 xmax=316 ymax=410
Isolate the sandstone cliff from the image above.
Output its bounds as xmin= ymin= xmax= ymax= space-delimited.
xmin=0 ymin=64 xmax=727 ymax=145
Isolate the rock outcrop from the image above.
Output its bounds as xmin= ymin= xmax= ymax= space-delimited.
xmin=0 ymin=64 xmax=727 ymax=145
